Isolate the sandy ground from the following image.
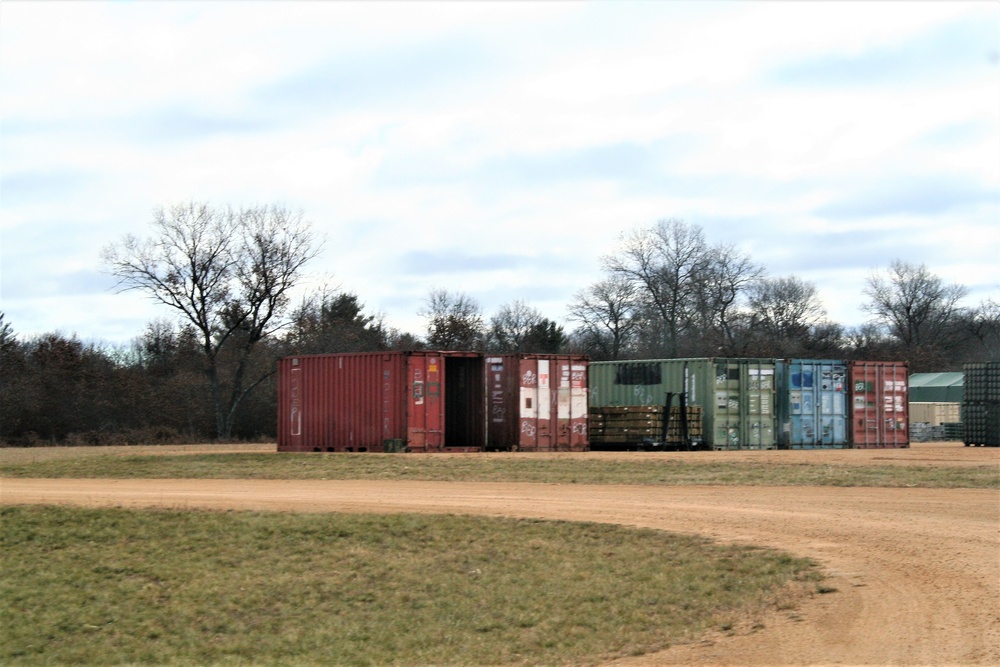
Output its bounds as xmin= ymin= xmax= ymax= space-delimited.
xmin=2 ymin=442 xmax=998 ymax=666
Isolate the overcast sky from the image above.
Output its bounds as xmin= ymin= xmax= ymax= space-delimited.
xmin=2 ymin=1 xmax=998 ymax=345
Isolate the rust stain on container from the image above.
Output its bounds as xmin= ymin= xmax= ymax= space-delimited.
xmin=485 ymin=355 xmax=589 ymax=452
xmin=277 ymin=351 xmax=484 ymax=453
xmin=278 ymin=352 xmax=587 ymax=452
xmin=848 ymin=360 xmax=910 ymax=448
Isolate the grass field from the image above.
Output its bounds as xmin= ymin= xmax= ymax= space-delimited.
xmin=4 ymin=445 xmax=992 ymax=666
xmin=0 ymin=506 xmax=821 ymax=667
xmin=2 ymin=451 xmax=997 ymax=488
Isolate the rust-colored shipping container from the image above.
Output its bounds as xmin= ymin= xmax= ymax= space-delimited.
xmin=484 ymin=355 xmax=589 ymax=451
xmin=848 ymin=360 xmax=910 ymax=448
xmin=277 ymin=351 xmax=485 ymax=452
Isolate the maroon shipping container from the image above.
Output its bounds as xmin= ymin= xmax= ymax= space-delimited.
xmin=848 ymin=360 xmax=910 ymax=448
xmin=277 ymin=351 xmax=485 ymax=453
xmin=485 ymin=355 xmax=589 ymax=452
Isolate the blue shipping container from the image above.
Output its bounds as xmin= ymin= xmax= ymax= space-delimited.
xmin=777 ymin=359 xmax=849 ymax=449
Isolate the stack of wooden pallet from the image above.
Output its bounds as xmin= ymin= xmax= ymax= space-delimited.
xmin=589 ymin=405 xmax=703 ymax=446
xmin=666 ymin=405 xmax=703 ymax=443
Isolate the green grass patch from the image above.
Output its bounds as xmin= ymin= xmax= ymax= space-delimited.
xmin=2 ymin=453 xmax=997 ymax=488
xmin=1 ymin=506 xmax=821 ymax=666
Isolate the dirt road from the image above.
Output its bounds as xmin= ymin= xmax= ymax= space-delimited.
xmin=2 ymin=443 xmax=998 ymax=666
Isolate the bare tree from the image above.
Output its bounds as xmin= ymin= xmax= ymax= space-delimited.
xmin=604 ymin=219 xmax=708 ymax=357
xmin=967 ymin=298 xmax=1000 ymax=362
xmin=486 ymin=299 xmax=542 ymax=353
xmin=844 ymin=322 xmax=898 ymax=360
xmin=692 ymin=243 xmax=764 ymax=355
xmin=102 ymin=201 xmax=319 ymax=439
xmin=862 ymin=260 xmax=969 ymax=352
xmin=567 ymin=275 xmax=640 ymax=360
xmin=419 ymin=288 xmax=484 ymax=350
xmin=485 ymin=300 xmax=566 ymax=353
xmin=0 ymin=312 xmax=14 ymax=353
xmin=748 ymin=276 xmax=825 ymax=335
xmin=744 ymin=275 xmax=829 ymax=356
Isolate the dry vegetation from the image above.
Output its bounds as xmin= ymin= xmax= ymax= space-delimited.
xmin=2 ymin=441 xmax=997 ymax=666
xmin=2 ymin=442 xmax=997 ymax=488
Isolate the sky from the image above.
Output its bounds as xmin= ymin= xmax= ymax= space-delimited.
xmin=2 ymin=0 xmax=998 ymax=345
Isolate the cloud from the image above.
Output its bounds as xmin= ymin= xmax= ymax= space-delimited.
xmin=815 ymin=177 xmax=998 ymax=219
xmin=125 ymin=108 xmax=272 ymax=143
xmin=1 ymin=1 xmax=996 ymax=343
xmin=0 ymin=170 xmax=93 ymax=207
xmin=374 ymin=140 xmax=690 ymax=193
xmin=398 ymin=250 xmax=531 ymax=275
xmin=476 ymin=143 xmax=667 ymax=189
xmin=766 ymin=14 xmax=997 ymax=88
xmin=253 ymin=34 xmax=499 ymax=120
xmin=0 ymin=261 xmax=115 ymax=302
xmin=917 ymin=119 xmax=994 ymax=148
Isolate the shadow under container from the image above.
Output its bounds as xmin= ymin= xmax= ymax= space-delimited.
xmin=776 ymin=359 xmax=849 ymax=449
xmin=588 ymin=358 xmax=779 ymax=450
xmin=277 ymin=351 xmax=485 ymax=453
xmin=847 ymin=360 xmax=909 ymax=448
xmin=484 ymin=355 xmax=589 ymax=452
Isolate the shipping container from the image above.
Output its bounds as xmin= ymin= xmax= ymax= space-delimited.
xmin=909 ymin=402 xmax=961 ymax=426
xmin=484 ymin=355 xmax=589 ymax=451
xmin=847 ymin=361 xmax=909 ymax=448
xmin=589 ymin=358 xmax=778 ymax=449
xmin=962 ymin=361 xmax=1000 ymax=447
xmin=776 ymin=359 xmax=849 ymax=449
xmin=277 ymin=351 xmax=486 ymax=453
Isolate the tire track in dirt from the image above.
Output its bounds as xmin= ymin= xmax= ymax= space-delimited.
xmin=3 ymin=478 xmax=997 ymax=666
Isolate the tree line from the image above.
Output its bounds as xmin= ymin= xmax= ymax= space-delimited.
xmin=2 ymin=206 xmax=996 ymax=446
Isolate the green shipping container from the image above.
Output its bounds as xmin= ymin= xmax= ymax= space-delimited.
xmin=588 ymin=358 xmax=778 ymax=450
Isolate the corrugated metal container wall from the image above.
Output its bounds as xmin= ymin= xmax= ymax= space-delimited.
xmin=485 ymin=355 xmax=589 ymax=451
xmin=588 ymin=358 xmax=778 ymax=450
xmin=277 ymin=351 xmax=485 ymax=452
xmin=776 ymin=359 xmax=848 ymax=449
xmin=962 ymin=361 xmax=1000 ymax=446
xmin=847 ymin=361 xmax=909 ymax=448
